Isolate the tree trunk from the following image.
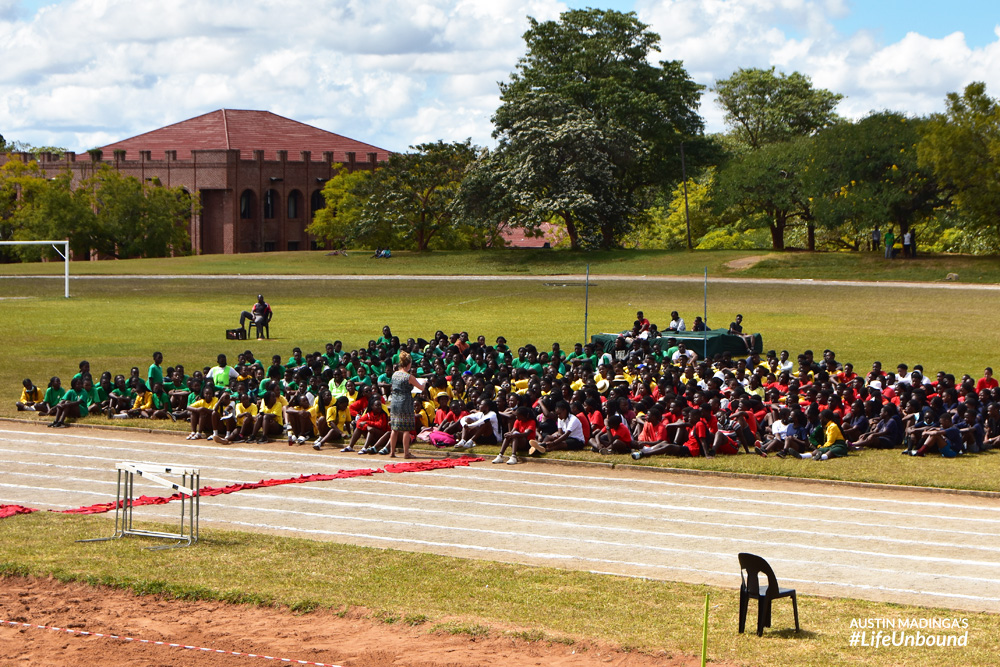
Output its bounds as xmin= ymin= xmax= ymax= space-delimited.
xmin=807 ymin=223 xmax=816 ymax=251
xmin=769 ymin=212 xmax=786 ymax=250
xmin=563 ymin=213 xmax=579 ymax=250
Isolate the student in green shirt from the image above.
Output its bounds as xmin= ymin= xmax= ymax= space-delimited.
xmin=322 ymin=342 xmax=341 ymax=368
xmin=376 ymin=325 xmax=393 ymax=350
xmin=147 ymin=351 xmax=164 ymax=390
xmin=49 ymin=376 xmax=88 ymax=427
xmin=37 ymin=376 xmax=65 ymax=416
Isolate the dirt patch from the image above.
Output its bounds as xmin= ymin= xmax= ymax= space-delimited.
xmin=723 ymin=255 xmax=773 ymax=270
xmin=0 ymin=577 xmax=716 ymax=667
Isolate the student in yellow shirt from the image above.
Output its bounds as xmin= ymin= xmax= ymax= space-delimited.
xmin=210 ymin=393 xmax=237 ymax=444
xmin=231 ymin=393 xmax=259 ymax=442
xmin=249 ymin=391 xmax=284 ymax=443
xmin=127 ymin=382 xmax=154 ymax=418
xmin=314 ymin=395 xmax=351 ymax=451
xmin=186 ymin=385 xmax=218 ymax=440
xmin=16 ymin=378 xmax=42 ymax=412
xmin=285 ymin=395 xmax=315 ymax=446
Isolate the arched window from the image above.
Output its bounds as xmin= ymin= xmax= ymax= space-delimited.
xmin=311 ymin=189 xmax=324 ymax=218
xmin=287 ymin=190 xmax=302 ymax=219
xmin=239 ymin=189 xmax=256 ymax=219
xmin=263 ymin=189 xmax=279 ymax=219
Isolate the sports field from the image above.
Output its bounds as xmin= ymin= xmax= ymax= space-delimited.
xmin=3 ymin=252 xmax=1000 ymax=666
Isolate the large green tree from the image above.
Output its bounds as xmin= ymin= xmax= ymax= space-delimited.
xmin=711 ymin=67 xmax=842 ymax=249
xmin=806 ymin=112 xmax=947 ymax=248
xmin=310 ymin=141 xmax=478 ymax=252
xmin=80 ymin=166 xmax=194 ymax=259
xmin=918 ymin=82 xmax=1000 ymax=250
xmin=712 ymin=137 xmax=813 ymax=251
xmin=488 ymin=8 xmax=705 ymax=249
xmin=712 ymin=67 xmax=843 ymax=150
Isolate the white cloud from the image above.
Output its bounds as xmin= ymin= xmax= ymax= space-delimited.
xmin=0 ymin=0 xmax=566 ymax=151
xmin=3 ymin=0 xmax=1000 ymax=154
xmin=639 ymin=0 xmax=1000 ymax=129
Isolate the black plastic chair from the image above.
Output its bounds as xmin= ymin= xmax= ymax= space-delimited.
xmin=738 ymin=552 xmax=799 ymax=637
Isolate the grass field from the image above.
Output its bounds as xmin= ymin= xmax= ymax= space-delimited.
xmin=4 ymin=274 xmax=1000 ymax=488
xmin=4 ymin=257 xmax=999 ymax=666
xmin=1 ymin=247 xmax=1000 ymax=283
xmin=3 ymin=514 xmax=997 ymax=667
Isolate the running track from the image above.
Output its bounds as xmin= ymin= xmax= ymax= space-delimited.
xmin=2 ymin=423 xmax=999 ymax=614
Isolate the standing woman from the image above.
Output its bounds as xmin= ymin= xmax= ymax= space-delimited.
xmin=388 ymin=351 xmax=427 ymax=458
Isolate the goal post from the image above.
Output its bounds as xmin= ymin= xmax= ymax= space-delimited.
xmin=0 ymin=240 xmax=70 ymax=298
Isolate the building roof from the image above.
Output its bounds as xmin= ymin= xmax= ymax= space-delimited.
xmin=97 ymin=109 xmax=391 ymax=162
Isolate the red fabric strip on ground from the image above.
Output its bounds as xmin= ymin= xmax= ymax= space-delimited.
xmin=0 ymin=505 xmax=38 ymax=519
xmin=383 ymin=455 xmax=484 ymax=473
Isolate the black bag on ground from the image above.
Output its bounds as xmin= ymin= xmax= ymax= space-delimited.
xmin=226 ymin=328 xmax=246 ymax=340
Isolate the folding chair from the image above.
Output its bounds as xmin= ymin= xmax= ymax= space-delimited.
xmin=738 ymin=552 xmax=799 ymax=637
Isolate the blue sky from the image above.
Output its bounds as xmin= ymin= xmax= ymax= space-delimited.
xmin=3 ymin=0 xmax=999 ymax=152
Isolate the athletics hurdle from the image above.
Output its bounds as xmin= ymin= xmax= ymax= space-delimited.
xmin=78 ymin=462 xmax=200 ymax=550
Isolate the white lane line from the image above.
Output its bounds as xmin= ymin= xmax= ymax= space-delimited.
xmin=5 ymin=461 xmax=996 ymax=544
xmin=6 ymin=441 xmax=995 ymax=527
xmin=189 ymin=517 xmax=1000 ymax=606
xmin=6 ymin=428 xmax=996 ymax=511
xmin=7 ymin=475 xmax=997 ymax=570
xmin=425 ymin=466 xmax=1000 ymax=512
xmin=8 ymin=468 xmax=995 ymax=556
xmin=43 ymin=493 xmax=996 ymax=594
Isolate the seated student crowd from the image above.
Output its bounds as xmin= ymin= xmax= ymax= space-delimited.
xmin=20 ymin=328 xmax=1000 ymax=463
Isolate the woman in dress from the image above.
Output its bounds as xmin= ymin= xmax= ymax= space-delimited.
xmin=388 ymin=351 xmax=427 ymax=458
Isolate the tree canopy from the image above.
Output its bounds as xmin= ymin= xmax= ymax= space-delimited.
xmin=712 ymin=67 xmax=843 ymax=149
xmin=488 ymin=8 xmax=705 ymax=249
xmin=806 ymin=112 xmax=946 ymax=247
xmin=309 ymin=141 xmax=483 ymax=252
xmin=919 ymin=82 xmax=1000 ymax=251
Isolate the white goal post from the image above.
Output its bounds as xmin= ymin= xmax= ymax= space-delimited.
xmin=0 ymin=239 xmax=70 ymax=298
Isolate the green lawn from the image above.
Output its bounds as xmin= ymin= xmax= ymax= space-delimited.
xmin=1 ymin=247 xmax=1000 ymax=283
xmin=3 ymin=514 xmax=997 ymax=667
xmin=4 ymin=275 xmax=1000 ymax=489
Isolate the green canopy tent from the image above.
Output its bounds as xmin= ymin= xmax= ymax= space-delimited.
xmin=591 ymin=330 xmax=762 ymax=360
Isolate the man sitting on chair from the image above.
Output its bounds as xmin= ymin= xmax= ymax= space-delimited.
xmin=240 ymin=295 xmax=272 ymax=339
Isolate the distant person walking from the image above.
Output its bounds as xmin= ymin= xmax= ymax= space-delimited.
xmin=883 ymin=228 xmax=895 ymax=259
xmin=871 ymin=226 xmax=881 ymax=252
xmin=903 ymin=229 xmax=913 ymax=258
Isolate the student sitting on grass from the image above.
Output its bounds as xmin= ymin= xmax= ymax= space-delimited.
xmin=314 ymin=394 xmax=351 ymax=451
xmin=528 ymin=401 xmax=586 ymax=455
xmin=186 ymin=384 xmax=218 ymax=440
xmin=908 ymin=411 xmax=962 ymax=458
xmin=246 ymin=391 xmax=284 ymax=443
xmin=455 ymin=399 xmax=501 ymax=450
xmin=48 ymin=377 xmax=88 ymax=428
xmin=16 ymin=379 xmax=42 ymax=412
xmin=797 ymin=409 xmax=848 ymax=460
xmin=494 ymin=405 xmax=537 ymax=465
xmin=350 ymin=398 xmax=390 ymax=454
xmin=35 ymin=377 xmax=64 ymax=416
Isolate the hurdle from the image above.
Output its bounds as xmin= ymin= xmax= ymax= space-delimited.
xmin=78 ymin=462 xmax=200 ymax=550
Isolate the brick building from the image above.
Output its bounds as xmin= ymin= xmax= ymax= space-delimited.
xmin=1 ymin=109 xmax=391 ymax=254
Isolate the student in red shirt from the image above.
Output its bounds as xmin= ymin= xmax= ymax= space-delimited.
xmin=976 ymin=368 xmax=998 ymax=393
xmin=350 ymin=399 xmax=389 ymax=454
xmin=593 ymin=413 xmax=634 ymax=454
xmin=633 ymin=406 xmax=697 ymax=459
xmin=685 ymin=405 xmax=718 ymax=457
xmin=494 ymin=406 xmax=536 ymax=465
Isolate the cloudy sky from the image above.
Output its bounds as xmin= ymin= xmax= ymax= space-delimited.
xmin=1 ymin=0 xmax=997 ymax=153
